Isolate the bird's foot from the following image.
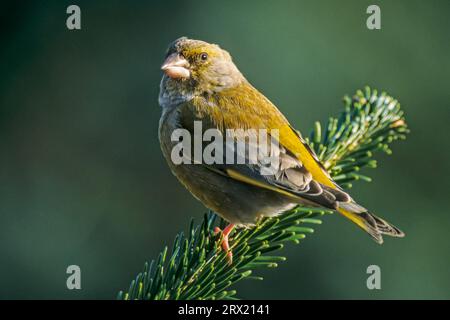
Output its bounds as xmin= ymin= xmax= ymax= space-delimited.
xmin=214 ymin=223 xmax=235 ymax=265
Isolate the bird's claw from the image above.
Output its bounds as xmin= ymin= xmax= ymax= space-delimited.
xmin=214 ymin=224 xmax=235 ymax=265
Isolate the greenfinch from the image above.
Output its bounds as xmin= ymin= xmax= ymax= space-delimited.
xmin=158 ymin=37 xmax=404 ymax=262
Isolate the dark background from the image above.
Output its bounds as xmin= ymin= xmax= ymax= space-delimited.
xmin=1 ymin=0 xmax=449 ymax=299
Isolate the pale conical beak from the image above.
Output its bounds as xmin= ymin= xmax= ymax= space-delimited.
xmin=161 ymin=53 xmax=190 ymax=79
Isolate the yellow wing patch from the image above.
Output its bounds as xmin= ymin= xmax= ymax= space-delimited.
xmin=277 ymin=125 xmax=336 ymax=189
xmin=226 ymin=169 xmax=302 ymax=200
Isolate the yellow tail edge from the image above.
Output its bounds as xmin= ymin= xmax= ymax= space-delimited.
xmin=338 ymin=205 xmax=405 ymax=244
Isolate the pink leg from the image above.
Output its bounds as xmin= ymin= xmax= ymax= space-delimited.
xmin=214 ymin=223 xmax=235 ymax=264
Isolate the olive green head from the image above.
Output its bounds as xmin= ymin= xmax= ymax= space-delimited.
xmin=160 ymin=37 xmax=245 ymax=105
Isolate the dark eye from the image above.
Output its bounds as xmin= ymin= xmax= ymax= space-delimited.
xmin=200 ymin=52 xmax=208 ymax=61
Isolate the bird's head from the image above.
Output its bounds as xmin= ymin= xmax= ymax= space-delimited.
xmin=160 ymin=38 xmax=244 ymax=106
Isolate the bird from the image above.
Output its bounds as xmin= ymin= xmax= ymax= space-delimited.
xmin=158 ymin=37 xmax=404 ymax=263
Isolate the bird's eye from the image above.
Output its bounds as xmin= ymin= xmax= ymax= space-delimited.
xmin=200 ymin=53 xmax=208 ymax=61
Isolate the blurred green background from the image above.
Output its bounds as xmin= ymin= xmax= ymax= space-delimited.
xmin=1 ymin=0 xmax=449 ymax=299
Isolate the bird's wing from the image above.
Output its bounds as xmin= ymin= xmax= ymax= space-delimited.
xmin=178 ymin=83 xmax=350 ymax=208
xmin=209 ymin=147 xmax=350 ymax=209
xmin=192 ymin=83 xmax=339 ymax=188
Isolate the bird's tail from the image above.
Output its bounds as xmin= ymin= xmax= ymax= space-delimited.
xmin=337 ymin=202 xmax=405 ymax=244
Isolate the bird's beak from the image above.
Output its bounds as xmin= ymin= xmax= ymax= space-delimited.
xmin=161 ymin=53 xmax=190 ymax=79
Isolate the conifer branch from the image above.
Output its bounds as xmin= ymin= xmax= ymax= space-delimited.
xmin=117 ymin=86 xmax=409 ymax=300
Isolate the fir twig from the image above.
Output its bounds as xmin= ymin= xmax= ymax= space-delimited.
xmin=117 ymin=86 xmax=409 ymax=300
